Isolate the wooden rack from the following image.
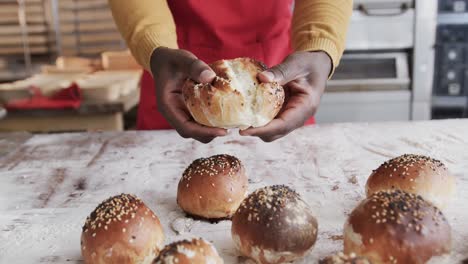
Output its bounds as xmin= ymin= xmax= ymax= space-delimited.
xmin=53 ymin=0 xmax=126 ymax=57
xmin=0 ymin=0 xmax=55 ymax=82
xmin=0 ymin=0 xmax=128 ymax=82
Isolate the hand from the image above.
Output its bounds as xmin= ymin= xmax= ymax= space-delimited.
xmin=240 ymin=51 xmax=331 ymax=142
xmin=150 ymin=47 xmax=227 ymax=143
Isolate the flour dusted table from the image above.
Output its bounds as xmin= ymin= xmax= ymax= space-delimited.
xmin=1 ymin=120 xmax=467 ymax=263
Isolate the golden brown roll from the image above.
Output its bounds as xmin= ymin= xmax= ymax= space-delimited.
xmin=81 ymin=194 xmax=164 ymax=264
xmin=177 ymin=154 xmax=248 ymax=220
xmin=366 ymin=154 xmax=456 ymax=209
xmin=182 ymin=58 xmax=285 ymax=129
xmin=319 ymin=252 xmax=372 ymax=264
xmin=344 ymin=190 xmax=451 ymax=264
xmin=152 ymin=238 xmax=223 ymax=264
xmin=231 ymin=185 xmax=318 ymax=264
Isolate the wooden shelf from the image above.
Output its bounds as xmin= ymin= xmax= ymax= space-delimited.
xmin=0 ymin=35 xmax=50 ymax=46
xmin=0 ymin=24 xmax=48 ymax=35
xmin=0 ymin=4 xmax=43 ymax=15
xmin=60 ymin=21 xmax=117 ymax=34
xmin=54 ymin=0 xmax=125 ymax=56
xmin=0 ymin=46 xmax=50 ymax=55
xmin=58 ymin=0 xmax=108 ymax=10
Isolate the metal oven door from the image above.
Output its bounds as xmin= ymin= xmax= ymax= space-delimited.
xmin=347 ymin=0 xmax=415 ymax=50
xmin=315 ymin=52 xmax=411 ymax=123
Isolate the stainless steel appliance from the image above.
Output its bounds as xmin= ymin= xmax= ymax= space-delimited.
xmin=432 ymin=0 xmax=468 ymax=119
xmin=316 ymin=0 xmax=437 ymax=123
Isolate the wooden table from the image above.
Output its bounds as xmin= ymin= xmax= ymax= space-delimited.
xmin=0 ymin=120 xmax=467 ymax=263
xmin=0 ymin=89 xmax=139 ymax=133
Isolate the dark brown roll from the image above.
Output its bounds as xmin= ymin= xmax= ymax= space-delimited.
xmin=319 ymin=252 xmax=372 ymax=264
xmin=177 ymin=154 xmax=248 ymax=220
xmin=182 ymin=58 xmax=285 ymax=129
xmin=344 ymin=190 xmax=451 ymax=264
xmin=231 ymin=185 xmax=318 ymax=264
xmin=366 ymin=154 xmax=455 ymax=209
xmin=81 ymin=194 xmax=164 ymax=264
xmin=152 ymin=238 xmax=223 ymax=264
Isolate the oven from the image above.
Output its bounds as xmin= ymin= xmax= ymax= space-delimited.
xmin=315 ymin=0 xmax=437 ymax=123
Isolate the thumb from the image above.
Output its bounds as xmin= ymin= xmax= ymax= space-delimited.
xmin=180 ymin=52 xmax=216 ymax=83
xmin=258 ymin=56 xmax=304 ymax=85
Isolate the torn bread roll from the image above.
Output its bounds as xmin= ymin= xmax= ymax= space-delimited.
xmin=152 ymin=238 xmax=223 ymax=264
xmin=366 ymin=154 xmax=456 ymax=209
xmin=344 ymin=190 xmax=451 ymax=264
xmin=182 ymin=58 xmax=285 ymax=129
xmin=231 ymin=185 xmax=318 ymax=264
xmin=81 ymin=194 xmax=164 ymax=264
xmin=177 ymin=154 xmax=248 ymax=220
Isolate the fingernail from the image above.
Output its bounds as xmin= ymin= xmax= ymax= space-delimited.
xmin=239 ymin=130 xmax=250 ymax=136
xmin=215 ymin=129 xmax=227 ymax=136
xmin=200 ymin=70 xmax=215 ymax=82
xmin=262 ymin=71 xmax=275 ymax=82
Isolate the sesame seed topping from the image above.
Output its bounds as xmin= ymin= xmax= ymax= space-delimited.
xmin=319 ymin=252 xmax=371 ymax=264
xmin=82 ymin=194 xmax=146 ymax=234
xmin=181 ymin=154 xmax=242 ymax=182
xmin=154 ymin=238 xmax=213 ymax=263
xmin=359 ymin=190 xmax=448 ymax=234
xmin=236 ymin=185 xmax=310 ymax=226
xmin=378 ymin=154 xmax=447 ymax=180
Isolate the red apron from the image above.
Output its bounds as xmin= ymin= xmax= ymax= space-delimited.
xmin=137 ymin=0 xmax=315 ymax=130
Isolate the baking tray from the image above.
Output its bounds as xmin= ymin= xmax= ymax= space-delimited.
xmin=75 ymin=70 xmax=142 ymax=102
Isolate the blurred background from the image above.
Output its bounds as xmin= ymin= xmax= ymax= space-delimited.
xmin=0 ymin=0 xmax=465 ymax=133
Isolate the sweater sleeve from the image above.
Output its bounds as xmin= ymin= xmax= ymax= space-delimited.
xmin=292 ymin=0 xmax=353 ymax=75
xmin=108 ymin=0 xmax=178 ymax=71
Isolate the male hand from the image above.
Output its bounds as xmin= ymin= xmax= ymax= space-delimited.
xmin=240 ymin=51 xmax=331 ymax=142
xmin=150 ymin=47 xmax=227 ymax=143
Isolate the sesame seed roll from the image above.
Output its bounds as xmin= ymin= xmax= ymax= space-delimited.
xmin=231 ymin=185 xmax=318 ymax=264
xmin=366 ymin=154 xmax=455 ymax=209
xmin=344 ymin=190 xmax=451 ymax=264
xmin=152 ymin=238 xmax=223 ymax=264
xmin=177 ymin=154 xmax=248 ymax=220
xmin=81 ymin=194 xmax=164 ymax=264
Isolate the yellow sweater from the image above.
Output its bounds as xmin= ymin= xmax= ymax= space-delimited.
xmin=108 ymin=0 xmax=352 ymax=73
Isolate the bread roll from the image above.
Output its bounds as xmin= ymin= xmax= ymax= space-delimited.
xmin=231 ymin=185 xmax=318 ymax=264
xmin=152 ymin=238 xmax=223 ymax=264
xmin=344 ymin=190 xmax=451 ymax=264
xmin=319 ymin=252 xmax=372 ymax=264
xmin=182 ymin=58 xmax=285 ymax=129
xmin=366 ymin=154 xmax=455 ymax=209
xmin=177 ymin=154 xmax=248 ymax=220
xmin=56 ymin=56 xmax=101 ymax=71
xmin=81 ymin=194 xmax=164 ymax=264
